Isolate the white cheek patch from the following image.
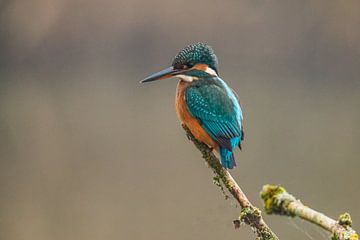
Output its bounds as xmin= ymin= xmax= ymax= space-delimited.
xmin=204 ymin=66 xmax=218 ymax=76
xmin=176 ymin=74 xmax=199 ymax=82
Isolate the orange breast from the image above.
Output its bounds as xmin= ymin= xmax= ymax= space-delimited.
xmin=175 ymin=81 xmax=218 ymax=150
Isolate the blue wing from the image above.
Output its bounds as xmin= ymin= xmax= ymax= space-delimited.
xmin=185 ymin=79 xmax=243 ymax=168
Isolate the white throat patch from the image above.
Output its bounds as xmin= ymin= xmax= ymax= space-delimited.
xmin=176 ymin=74 xmax=198 ymax=82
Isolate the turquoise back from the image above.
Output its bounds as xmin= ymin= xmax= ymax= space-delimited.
xmin=185 ymin=76 xmax=243 ymax=169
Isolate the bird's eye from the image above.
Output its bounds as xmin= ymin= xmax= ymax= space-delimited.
xmin=177 ymin=64 xmax=188 ymax=70
xmin=174 ymin=63 xmax=192 ymax=70
xmin=185 ymin=63 xmax=193 ymax=69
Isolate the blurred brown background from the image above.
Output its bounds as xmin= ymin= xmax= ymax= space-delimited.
xmin=0 ymin=1 xmax=359 ymax=239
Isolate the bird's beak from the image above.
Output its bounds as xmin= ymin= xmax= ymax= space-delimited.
xmin=141 ymin=67 xmax=186 ymax=83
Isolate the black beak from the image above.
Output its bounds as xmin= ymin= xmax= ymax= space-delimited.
xmin=141 ymin=67 xmax=186 ymax=83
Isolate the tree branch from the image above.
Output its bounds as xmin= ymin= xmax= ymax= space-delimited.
xmin=260 ymin=184 xmax=359 ymax=240
xmin=182 ymin=124 xmax=279 ymax=240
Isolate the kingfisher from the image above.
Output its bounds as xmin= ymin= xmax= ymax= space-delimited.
xmin=141 ymin=43 xmax=243 ymax=169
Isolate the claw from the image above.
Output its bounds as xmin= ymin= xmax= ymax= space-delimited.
xmin=186 ymin=134 xmax=191 ymax=140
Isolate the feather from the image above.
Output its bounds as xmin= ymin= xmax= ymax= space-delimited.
xmin=185 ymin=77 xmax=243 ymax=168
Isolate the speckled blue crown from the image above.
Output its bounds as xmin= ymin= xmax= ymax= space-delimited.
xmin=172 ymin=43 xmax=218 ymax=73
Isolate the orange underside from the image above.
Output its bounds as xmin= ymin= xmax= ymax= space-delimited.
xmin=175 ymin=81 xmax=218 ymax=150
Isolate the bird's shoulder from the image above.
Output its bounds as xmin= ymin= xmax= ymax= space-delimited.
xmin=185 ymin=77 xmax=240 ymax=118
xmin=185 ymin=77 xmax=243 ymax=145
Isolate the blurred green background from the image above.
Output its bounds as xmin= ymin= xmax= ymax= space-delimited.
xmin=0 ymin=1 xmax=359 ymax=239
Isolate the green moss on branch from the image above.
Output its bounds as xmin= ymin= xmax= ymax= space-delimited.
xmin=260 ymin=184 xmax=296 ymax=216
xmin=182 ymin=125 xmax=279 ymax=240
xmin=338 ymin=213 xmax=353 ymax=228
xmin=260 ymin=184 xmax=358 ymax=240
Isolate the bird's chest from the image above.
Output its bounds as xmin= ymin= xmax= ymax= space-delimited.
xmin=175 ymin=81 xmax=218 ymax=149
xmin=175 ymin=81 xmax=190 ymax=123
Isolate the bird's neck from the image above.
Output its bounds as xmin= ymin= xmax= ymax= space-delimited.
xmin=176 ymin=80 xmax=190 ymax=94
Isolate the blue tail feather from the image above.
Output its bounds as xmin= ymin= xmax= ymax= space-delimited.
xmin=220 ymin=147 xmax=236 ymax=169
xmin=219 ymin=137 xmax=241 ymax=169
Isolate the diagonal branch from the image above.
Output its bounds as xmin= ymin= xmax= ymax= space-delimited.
xmin=182 ymin=124 xmax=279 ymax=240
xmin=260 ymin=184 xmax=359 ymax=240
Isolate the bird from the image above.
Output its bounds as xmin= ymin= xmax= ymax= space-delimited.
xmin=141 ymin=43 xmax=243 ymax=169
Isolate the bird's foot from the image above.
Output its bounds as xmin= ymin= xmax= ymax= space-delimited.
xmin=186 ymin=133 xmax=192 ymax=141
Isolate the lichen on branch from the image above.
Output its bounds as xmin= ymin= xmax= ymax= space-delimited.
xmin=182 ymin=124 xmax=279 ymax=240
xmin=260 ymin=184 xmax=358 ymax=240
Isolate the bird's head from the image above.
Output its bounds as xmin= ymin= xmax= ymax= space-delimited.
xmin=141 ymin=42 xmax=218 ymax=83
